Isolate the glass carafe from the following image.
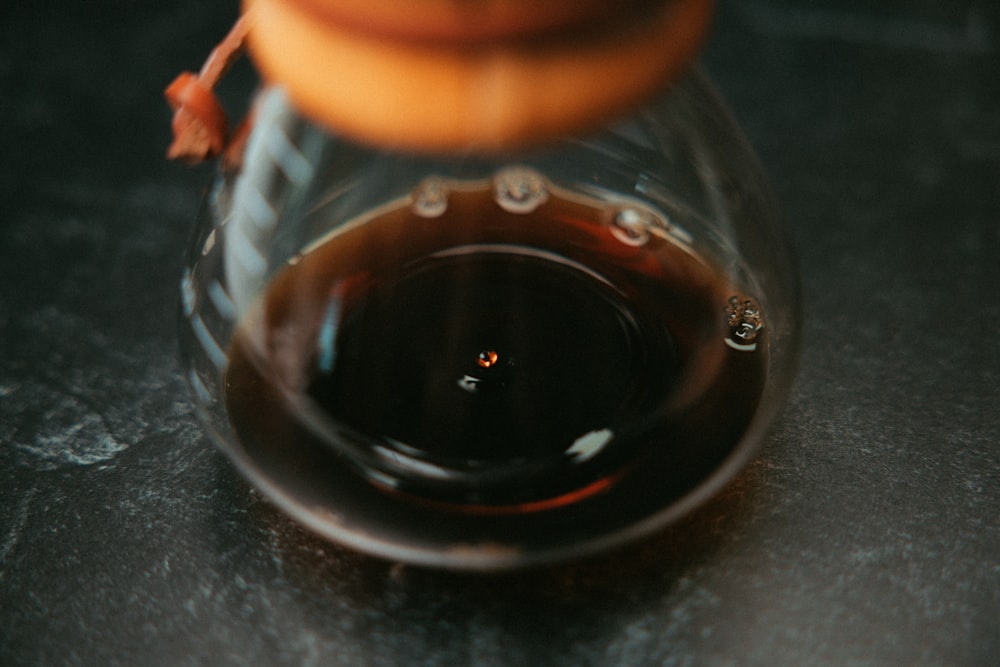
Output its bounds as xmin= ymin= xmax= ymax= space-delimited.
xmin=176 ymin=2 xmax=800 ymax=570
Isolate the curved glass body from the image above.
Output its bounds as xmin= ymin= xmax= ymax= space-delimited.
xmin=179 ymin=68 xmax=800 ymax=570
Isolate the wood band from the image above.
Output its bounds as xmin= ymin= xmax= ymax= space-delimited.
xmin=243 ymin=0 xmax=713 ymax=152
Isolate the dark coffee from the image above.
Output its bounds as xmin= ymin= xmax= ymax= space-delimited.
xmin=224 ymin=179 xmax=766 ymax=517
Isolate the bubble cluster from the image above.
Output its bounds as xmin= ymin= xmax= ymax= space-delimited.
xmin=493 ymin=167 xmax=549 ymax=214
xmin=725 ymin=296 xmax=764 ymax=349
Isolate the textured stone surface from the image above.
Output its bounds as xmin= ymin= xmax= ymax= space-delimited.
xmin=2 ymin=1 xmax=998 ymax=664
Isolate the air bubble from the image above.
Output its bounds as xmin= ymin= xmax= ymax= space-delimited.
xmin=725 ymin=296 xmax=764 ymax=349
xmin=493 ymin=167 xmax=549 ymax=214
xmin=412 ymin=178 xmax=448 ymax=218
xmin=611 ymin=208 xmax=653 ymax=247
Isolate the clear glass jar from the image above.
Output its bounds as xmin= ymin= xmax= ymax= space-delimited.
xmin=179 ymin=67 xmax=799 ymax=570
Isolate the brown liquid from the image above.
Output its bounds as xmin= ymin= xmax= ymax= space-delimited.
xmin=224 ymin=182 xmax=766 ymax=518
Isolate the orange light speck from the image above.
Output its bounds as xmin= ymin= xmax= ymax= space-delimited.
xmin=477 ymin=350 xmax=499 ymax=368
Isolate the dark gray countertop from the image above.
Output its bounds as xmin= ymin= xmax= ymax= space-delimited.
xmin=2 ymin=1 xmax=998 ymax=664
